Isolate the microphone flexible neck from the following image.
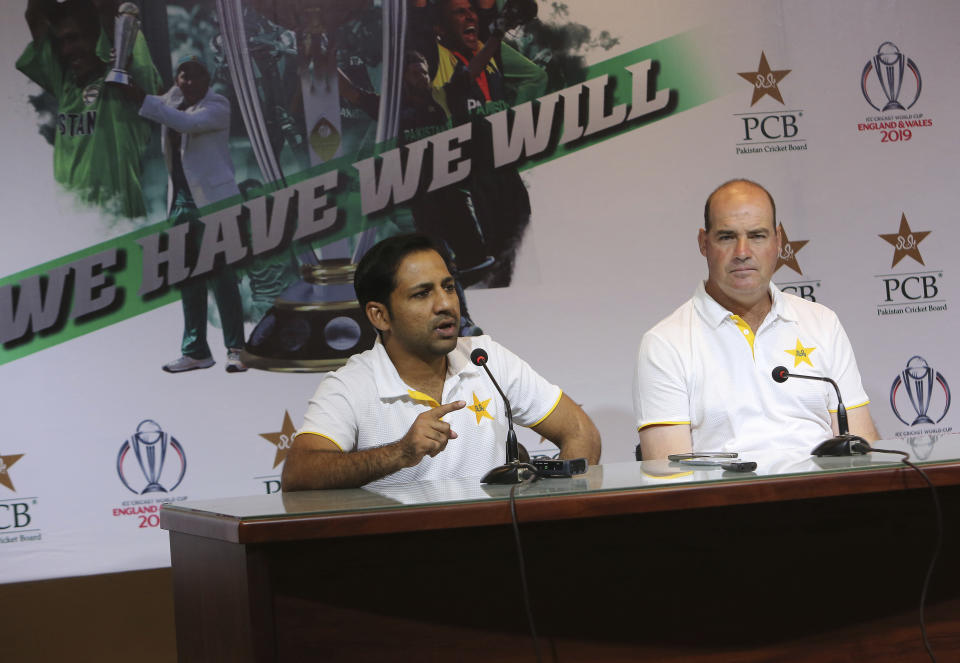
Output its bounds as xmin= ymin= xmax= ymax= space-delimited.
xmin=777 ymin=369 xmax=849 ymax=435
xmin=480 ymin=363 xmax=515 ymax=432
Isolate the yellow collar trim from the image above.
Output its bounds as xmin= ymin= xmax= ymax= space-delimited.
xmin=407 ymin=389 xmax=440 ymax=408
xmin=730 ymin=315 xmax=756 ymax=359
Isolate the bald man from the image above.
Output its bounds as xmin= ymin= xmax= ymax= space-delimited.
xmin=633 ymin=179 xmax=878 ymax=460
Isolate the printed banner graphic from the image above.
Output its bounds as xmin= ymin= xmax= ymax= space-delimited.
xmin=1 ymin=0 xmax=957 ymax=583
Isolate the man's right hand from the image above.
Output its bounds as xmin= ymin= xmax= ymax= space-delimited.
xmin=397 ymin=401 xmax=466 ymax=467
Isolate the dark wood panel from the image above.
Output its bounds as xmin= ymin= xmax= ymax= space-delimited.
xmin=0 ymin=569 xmax=176 ymax=663
xmin=169 ymin=485 xmax=960 ymax=662
xmin=169 ymin=533 xmax=277 ymax=663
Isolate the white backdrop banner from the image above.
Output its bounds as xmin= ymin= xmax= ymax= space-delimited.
xmin=1 ymin=0 xmax=958 ymax=582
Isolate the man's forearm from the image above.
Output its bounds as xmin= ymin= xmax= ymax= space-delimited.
xmin=139 ymin=95 xmax=229 ymax=134
xmin=532 ymin=394 xmax=602 ymax=464
xmin=25 ymin=0 xmax=56 ymax=42
xmin=281 ymin=442 xmax=407 ymax=491
xmin=557 ymin=429 xmax=601 ymax=464
xmin=560 ymin=435 xmax=600 ymax=465
xmin=841 ymin=406 xmax=880 ymax=443
xmin=468 ymin=33 xmax=502 ymax=78
xmin=553 ymin=408 xmax=603 ymax=465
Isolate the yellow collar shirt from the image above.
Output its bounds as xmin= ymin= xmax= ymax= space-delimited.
xmin=298 ymin=335 xmax=562 ymax=488
xmin=634 ymin=281 xmax=870 ymax=455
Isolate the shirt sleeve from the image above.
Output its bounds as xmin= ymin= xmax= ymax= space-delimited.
xmin=129 ymin=33 xmax=162 ymax=96
xmin=139 ymin=93 xmax=230 ymax=134
xmin=488 ymin=340 xmax=562 ymax=428
xmin=499 ymin=42 xmax=548 ymax=105
xmin=826 ymin=313 xmax=870 ymax=410
xmin=16 ymin=37 xmax=61 ymax=97
xmin=634 ymin=330 xmax=692 ymax=430
xmin=296 ymin=373 xmax=360 ymax=452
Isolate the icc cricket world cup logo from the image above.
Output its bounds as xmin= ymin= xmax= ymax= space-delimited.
xmin=861 ymin=42 xmax=921 ymax=112
xmin=117 ymin=420 xmax=187 ymax=494
xmin=890 ymin=356 xmax=951 ymax=427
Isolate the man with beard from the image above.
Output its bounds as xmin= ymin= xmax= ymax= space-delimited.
xmin=282 ymin=234 xmax=600 ymax=489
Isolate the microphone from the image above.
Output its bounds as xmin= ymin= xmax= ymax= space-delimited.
xmin=770 ymin=366 xmax=870 ymax=456
xmin=471 ymin=347 xmax=533 ymax=484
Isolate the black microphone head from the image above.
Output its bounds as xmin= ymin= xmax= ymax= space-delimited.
xmin=470 ymin=348 xmax=488 ymax=366
xmin=772 ymin=366 xmax=789 ymax=383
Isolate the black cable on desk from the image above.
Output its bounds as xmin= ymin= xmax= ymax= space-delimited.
xmin=509 ymin=472 xmax=544 ymax=663
xmin=869 ymin=446 xmax=942 ymax=663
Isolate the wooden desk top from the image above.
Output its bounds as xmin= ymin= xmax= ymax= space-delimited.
xmin=161 ymin=434 xmax=960 ymax=544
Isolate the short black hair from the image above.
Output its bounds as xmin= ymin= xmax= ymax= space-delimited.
xmin=405 ymin=50 xmax=428 ymax=67
xmin=177 ymin=58 xmax=210 ymax=79
xmin=49 ymin=0 xmax=100 ymax=40
xmin=354 ymin=234 xmax=445 ymax=314
xmin=703 ymin=179 xmax=777 ymax=232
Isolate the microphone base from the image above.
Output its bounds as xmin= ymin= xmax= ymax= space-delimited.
xmin=481 ymin=462 xmax=535 ymax=484
xmin=811 ymin=434 xmax=870 ymax=457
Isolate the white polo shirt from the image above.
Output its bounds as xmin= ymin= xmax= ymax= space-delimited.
xmin=633 ymin=282 xmax=870 ymax=455
xmin=297 ymin=335 xmax=562 ymax=487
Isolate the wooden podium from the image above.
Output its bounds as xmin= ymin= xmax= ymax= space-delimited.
xmin=162 ymin=437 xmax=960 ymax=662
